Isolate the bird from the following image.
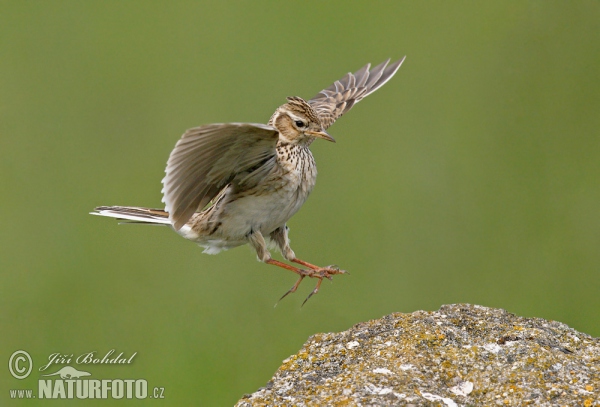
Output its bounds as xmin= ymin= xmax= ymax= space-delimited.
xmin=92 ymin=56 xmax=405 ymax=304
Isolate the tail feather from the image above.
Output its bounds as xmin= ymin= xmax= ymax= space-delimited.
xmin=91 ymin=206 xmax=172 ymax=225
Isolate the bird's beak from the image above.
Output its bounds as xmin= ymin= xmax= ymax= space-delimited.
xmin=306 ymin=129 xmax=336 ymax=143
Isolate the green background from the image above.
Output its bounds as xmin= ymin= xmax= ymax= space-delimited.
xmin=2 ymin=1 xmax=599 ymax=405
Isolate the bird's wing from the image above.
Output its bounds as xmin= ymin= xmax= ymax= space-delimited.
xmin=308 ymin=56 xmax=405 ymax=129
xmin=161 ymin=123 xmax=279 ymax=230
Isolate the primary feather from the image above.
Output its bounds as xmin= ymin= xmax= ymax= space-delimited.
xmin=309 ymin=57 xmax=405 ymax=129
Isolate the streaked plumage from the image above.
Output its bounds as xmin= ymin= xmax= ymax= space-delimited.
xmin=92 ymin=57 xmax=405 ymax=304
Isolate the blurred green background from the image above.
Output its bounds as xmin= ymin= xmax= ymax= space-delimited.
xmin=2 ymin=1 xmax=599 ymax=405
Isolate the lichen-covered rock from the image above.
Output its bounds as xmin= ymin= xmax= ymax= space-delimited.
xmin=236 ymin=304 xmax=599 ymax=406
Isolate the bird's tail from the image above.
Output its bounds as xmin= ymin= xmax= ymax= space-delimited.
xmin=91 ymin=206 xmax=172 ymax=225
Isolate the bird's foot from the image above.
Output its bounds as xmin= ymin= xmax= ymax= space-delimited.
xmin=300 ymin=265 xmax=346 ymax=279
xmin=277 ymin=265 xmax=347 ymax=306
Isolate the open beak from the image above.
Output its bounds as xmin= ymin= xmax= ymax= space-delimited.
xmin=306 ymin=129 xmax=336 ymax=143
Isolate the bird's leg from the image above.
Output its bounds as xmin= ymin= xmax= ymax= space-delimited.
xmin=290 ymin=258 xmax=346 ymax=306
xmin=268 ymin=226 xmax=347 ymax=304
xmin=262 ymin=259 xmax=321 ymax=305
xmin=247 ymin=229 xmax=304 ymax=276
xmin=264 ymin=258 xmax=305 ymax=275
xmin=271 ymin=227 xmax=346 ymax=276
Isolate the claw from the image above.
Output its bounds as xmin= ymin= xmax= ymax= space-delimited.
xmin=333 ymin=267 xmax=349 ymax=276
xmin=322 ymin=267 xmax=347 ymax=279
xmin=301 ymin=291 xmax=315 ymax=307
xmin=274 ymin=275 xmax=305 ymax=306
xmin=301 ymin=278 xmax=323 ymax=307
xmin=274 ymin=291 xmax=291 ymax=307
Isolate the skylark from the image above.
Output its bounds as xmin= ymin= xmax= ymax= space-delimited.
xmin=92 ymin=56 xmax=405 ymax=304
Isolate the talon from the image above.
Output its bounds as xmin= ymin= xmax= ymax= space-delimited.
xmin=301 ymin=278 xmax=323 ymax=307
xmin=275 ymin=275 xmax=305 ymax=306
xmin=275 ymin=290 xmax=292 ymax=307
xmin=301 ymin=291 xmax=315 ymax=307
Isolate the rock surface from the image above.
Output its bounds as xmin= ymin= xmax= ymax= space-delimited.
xmin=236 ymin=304 xmax=599 ymax=406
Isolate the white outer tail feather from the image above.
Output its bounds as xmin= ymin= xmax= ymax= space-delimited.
xmin=90 ymin=207 xmax=172 ymax=225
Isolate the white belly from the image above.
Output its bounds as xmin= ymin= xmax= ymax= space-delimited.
xmin=184 ymin=189 xmax=307 ymax=254
xmin=223 ymin=188 xmax=306 ymax=236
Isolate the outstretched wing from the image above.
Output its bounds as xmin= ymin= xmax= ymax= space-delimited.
xmin=161 ymin=123 xmax=279 ymax=230
xmin=308 ymin=56 xmax=405 ymax=129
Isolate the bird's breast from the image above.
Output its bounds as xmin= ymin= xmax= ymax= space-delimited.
xmin=224 ymin=146 xmax=316 ymax=235
xmin=274 ymin=144 xmax=317 ymax=194
xmin=189 ymin=145 xmax=317 ymax=243
xmin=245 ymin=145 xmax=317 ymax=228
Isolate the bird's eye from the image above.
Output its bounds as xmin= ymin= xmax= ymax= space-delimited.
xmin=294 ymin=120 xmax=305 ymax=128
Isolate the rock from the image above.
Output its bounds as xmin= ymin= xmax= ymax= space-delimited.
xmin=236 ymin=304 xmax=599 ymax=406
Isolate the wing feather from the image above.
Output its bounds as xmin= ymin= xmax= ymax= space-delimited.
xmin=308 ymin=56 xmax=405 ymax=129
xmin=161 ymin=123 xmax=279 ymax=230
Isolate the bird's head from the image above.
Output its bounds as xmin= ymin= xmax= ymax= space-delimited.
xmin=269 ymin=96 xmax=335 ymax=145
